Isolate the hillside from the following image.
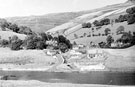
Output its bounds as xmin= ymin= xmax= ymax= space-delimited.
xmin=0 ymin=31 xmax=26 ymax=40
xmin=6 ymin=1 xmax=133 ymax=33
xmin=6 ymin=13 xmax=83 ymax=33
xmin=46 ymin=1 xmax=135 ymax=45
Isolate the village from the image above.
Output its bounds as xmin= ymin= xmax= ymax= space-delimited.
xmin=44 ymin=43 xmax=110 ymax=71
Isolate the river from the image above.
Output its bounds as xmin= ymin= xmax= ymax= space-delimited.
xmin=0 ymin=71 xmax=135 ymax=85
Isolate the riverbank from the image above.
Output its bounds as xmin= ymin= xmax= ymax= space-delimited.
xmin=0 ymin=80 xmax=134 ymax=87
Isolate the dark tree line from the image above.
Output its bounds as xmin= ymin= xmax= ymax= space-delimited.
xmin=0 ymin=19 xmax=33 ymax=35
xmin=99 ymin=31 xmax=135 ymax=48
xmin=0 ymin=33 xmax=72 ymax=52
xmin=82 ymin=22 xmax=92 ymax=28
xmin=115 ymin=6 xmax=135 ymax=25
xmin=93 ymin=18 xmax=110 ymax=27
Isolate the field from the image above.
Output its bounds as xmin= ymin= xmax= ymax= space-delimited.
xmin=0 ymin=48 xmax=55 ymax=71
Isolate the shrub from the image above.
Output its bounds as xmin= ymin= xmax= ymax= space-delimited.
xmin=73 ymin=41 xmax=77 ymax=45
xmin=83 ymin=33 xmax=87 ymax=37
xmin=74 ymin=34 xmax=78 ymax=39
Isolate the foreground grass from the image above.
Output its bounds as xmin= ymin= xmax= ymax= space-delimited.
xmin=0 ymin=80 xmax=134 ymax=87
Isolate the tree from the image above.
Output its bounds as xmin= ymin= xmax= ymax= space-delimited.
xmin=36 ymin=41 xmax=46 ymax=50
xmin=104 ymin=28 xmax=111 ymax=36
xmin=82 ymin=23 xmax=87 ymax=28
xmin=126 ymin=6 xmax=135 ymax=14
xmin=93 ymin=20 xmax=101 ymax=26
xmin=98 ymin=42 xmax=107 ymax=48
xmin=127 ymin=14 xmax=135 ymax=25
xmin=0 ymin=19 xmax=10 ymax=31
xmin=39 ymin=32 xmax=48 ymax=41
xmin=121 ymin=32 xmax=133 ymax=44
xmin=132 ymin=32 xmax=135 ymax=45
xmin=106 ymin=35 xmax=114 ymax=46
xmin=11 ymin=35 xmax=19 ymax=42
xmin=118 ymin=15 xmax=128 ymax=22
xmin=57 ymin=35 xmax=72 ymax=49
xmin=9 ymin=24 xmax=19 ymax=33
xmin=10 ymin=39 xmax=23 ymax=50
xmin=47 ymin=34 xmax=53 ymax=40
xmin=19 ymin=26 xmax=33 ymax=35
xmin=100 ymin=18 xmax=110 ymax=25
xmin=23 ymin=35 xmax=38 ymax=49
xmin=58 ymin=43 xmax=68 ymax=53
xmin=0 ymin=39 xmax=9 ymax=47
xmin=86 ymin=22 xmax=92 ymax=28
xmin=82 ymin=22 xmax=92 ymax=28
xmin=116 ymin=26 xmax=125 ymax=35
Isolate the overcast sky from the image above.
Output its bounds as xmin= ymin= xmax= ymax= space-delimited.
xmin=0 ymin=0 xmax=127 ymax=18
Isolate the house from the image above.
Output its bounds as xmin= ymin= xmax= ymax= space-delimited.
xmin=74 ymin=63 xmax=105 ymax=71
xmin=87 ymin=49 xmax=106 ymax=60
xmin=111 ymin=42 xmax=118 ymax=47
xmin=43 ymin=49 xmax=59 ymax=56
xmin=72 ymin=45 xmax=79 ymax=50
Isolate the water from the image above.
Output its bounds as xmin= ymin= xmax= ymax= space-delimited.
xmin=0 ymin=71 xmax=135 ymax=85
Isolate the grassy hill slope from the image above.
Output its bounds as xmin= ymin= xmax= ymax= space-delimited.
xmin=46 ymin=2 xmax=135 ymax=45
xmin=6 ymin=1 xmax=133 ymax=33
xmin=0 ymin=31 xmax=26 ymax=40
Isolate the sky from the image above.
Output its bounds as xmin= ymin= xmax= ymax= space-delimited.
xmin=0 ymin=0 xmax=127 ymax=18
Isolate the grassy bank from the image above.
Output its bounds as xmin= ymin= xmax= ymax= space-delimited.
xmin=0 ymin=80 xmax=134 ymax=87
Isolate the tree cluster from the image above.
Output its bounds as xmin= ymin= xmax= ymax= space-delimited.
xmin=82 ymin=22 xmax=92 ymax=28
xmin=0 ymin=33 xmax=72 ymax=52
xmin=99 ymin=31 xmax=135 ymax=48
xmin=115 ymin=6 xmax=135 ymax=25
xmin=0 ymin=19 xmax=33 ymax=35
xmin=93 ymin=18 xmax=110 ymax=27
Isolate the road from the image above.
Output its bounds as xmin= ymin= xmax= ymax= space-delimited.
xmin=49 ymin=54 xmax=64 ymax=71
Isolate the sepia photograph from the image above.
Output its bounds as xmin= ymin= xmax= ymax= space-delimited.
xmin=0 ymin=0 xmax=135 ymax=87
